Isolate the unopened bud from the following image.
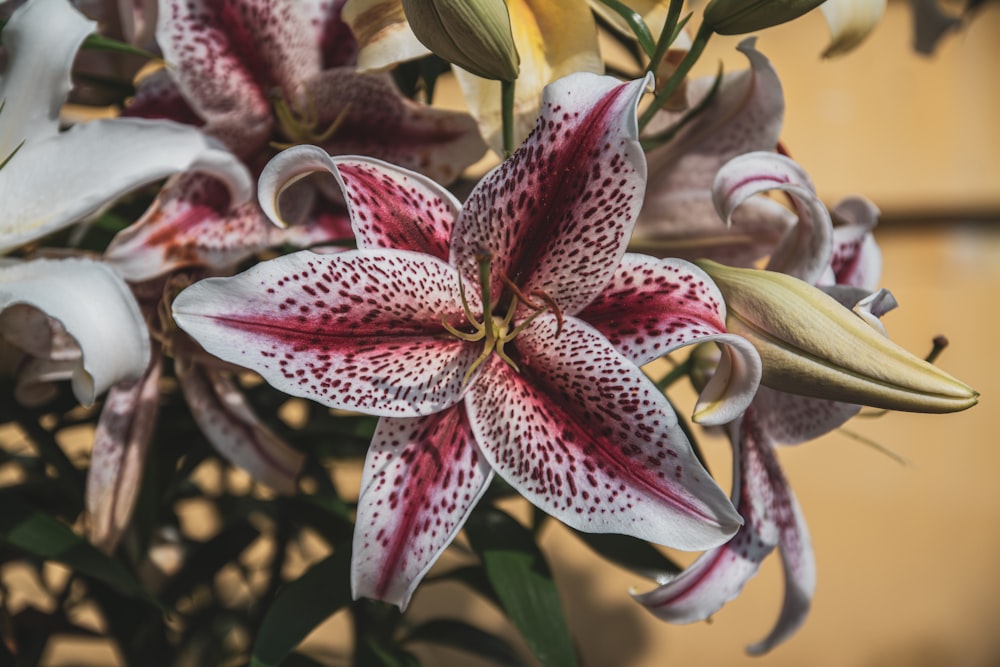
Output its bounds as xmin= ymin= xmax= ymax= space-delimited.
xmin=401 ymin=0 xmax=520 ymax=81
xmin=703 ymin=0 xmax=827 ymax=34
xmin=697 ymin=260 xmax=978 ymax=413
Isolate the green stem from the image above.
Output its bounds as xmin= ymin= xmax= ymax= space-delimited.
xmin=501 ymin=78 xmax=516 ymax=158
xmin=638 ymin=21 xmax=714 ymax=132
xmin=646 ymin=0 xmax=686 ymax=76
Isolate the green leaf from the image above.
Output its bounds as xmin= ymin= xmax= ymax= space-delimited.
xmin=81 ymin=34 xmax=158 ymax=61
xmin=0 ymin=497 xmax=157 ymax=606
xmin=403 ymin=618 xmax=527 ymax=667
xmin=250 ymin=547 xmax=352 ymax=667
xmin=465 ymin=508 xmax=577 ymax=667
xmin=570 ymin=530 xmax=681 ymax=582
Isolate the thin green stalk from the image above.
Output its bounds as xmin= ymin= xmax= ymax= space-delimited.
xmin=645 ymin=0 xmax=686 ymax=75
xmin=501 ymin=79 xmax=516 ymax=158
xmin=639 ymin=21 xmax=714 ymax=132
xmin=598 ymin=0 xmax=656 ymax=57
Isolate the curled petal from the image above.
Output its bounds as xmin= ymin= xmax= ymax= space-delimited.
xmin=821 ymin=0 xmax=887 ymax=58
xmin=0 ymin=0 xmax=94 ymax=157
xmin=342 ymin=0 xmax=431 ymax=71
xmin=156 ymin=0 xmax=320 ymax=154
xmin=578 ymin=254 xmax=761 ymax=425
xmin=172 ymin=249 xmax=482 ymax=417
xmin=453 ymin=73 xmax=650 ymax=315
xmin=3 ymin=308 xmax=83 ymax=406
xmin=0 ymin=259 xmax=150 ymax=406
xmin=304 ymin=69 xmax=487 ymax=185
xmin=87 ymin=350 xmax=163 ymax=553
xmin=712 ymin=152 xmax=833 ymax=284
xmin=454 ymin=0 xmax=604 ymax=152
xmin=828 ymin=196 xmax=883 ymax=290
xmin=0 ymin=118 xmax=253 ymax=253
xmin=176 ymin=357 xmax=305 ymax=494
xmin=352 ymin=406 xmax=492 ymax=609
xmin=468 ymin=314 xmax=741 ymax=551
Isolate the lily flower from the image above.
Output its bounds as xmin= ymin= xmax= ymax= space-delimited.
xmin=343 ymin=0 xmax=603 ymax=152
xmin=634 ymin=153 xmax=975 ymax=652
xmin=0 ymin=0 xmax=252 ymax=255
xmin=172 ymin=72 xmax=767 ymax=609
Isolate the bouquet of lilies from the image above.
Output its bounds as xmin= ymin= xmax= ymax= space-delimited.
xmin=0 ymin=0 xmax=979 ymax=664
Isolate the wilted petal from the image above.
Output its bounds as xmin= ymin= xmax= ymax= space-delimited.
xmin=712 ymin=152 xmax=832 ymax=284
xmin=453 ymin=73 xmax=649 ymax=315
xmin=156 ymin=0 xmax=321 ymax=154
xmin=454 ymin=0 xmax=604 ymax=152
xmin=352 ymin=405 xmax=492 ymax=609
xmin=342 ymin=0 xmax=431 ymax=71
xmin=303 ymin=69 xmax=486 ymax=185
xmin=821 ymin=0 xmax=887 ymax=58
xmin=467 ymin=314 xmax=741 ymax=551
xmin=636 ymin=40 xmax=787 ymax=264
xmin=0 ymin=0 xmax=94 ymax=157
xmin=87 ymin=350 xmax=163 ymax=553
xmin=0 ymin=258 xmax=149 ymax=406
xmin=0 ymin=118 xmax=253 ymax=253
xmin=579 ymin=254 xmax=761 ymax=425
xmin=634 ymin=409 xmax=814 ymax=655
xmin=176 ymin=357 xmax=305 ymax=493
xmin=172 ymin=249 xmax=481 ymax=416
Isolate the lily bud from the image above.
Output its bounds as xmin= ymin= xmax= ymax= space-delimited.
xmin=401 ymin=0 xmax=520 ymax=81
xmin=703 ymin=0 xmax=827 ymax=34
xmin=696 ymin=260 xmax=978 ymax=413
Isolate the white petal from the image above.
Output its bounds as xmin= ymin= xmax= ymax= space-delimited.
xmin=821 ymin=0 xmax=887 ymax=58
xmin=0 ymin=258 xmax=150 ymax=406
xmin=0 ymin=0 xmax=95 ymax=157
xmin=0 ymin=118 xmax=253 ymax=253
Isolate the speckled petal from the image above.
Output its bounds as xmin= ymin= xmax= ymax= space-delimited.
xmin=634 ymin=408 xmax=814 ymax=656
xmin=172 ymin=249 xmax=482 ymax=417
xmin=579 ymin=254 xmax=761 ymax=425
xmin=352 ymin=406 xmax=492 ymax=609
xmin=453 ymin=73 xmax=650 ymax=315
xmin=713 ymin=152 xmax=833 ymax=284
xmin=305 ymin=69 xmax=486 ymax=186
xmin=752 ymin=385 xmax=860 ymax=445
xmin=176 ymin=357 xmax=305 ymax=493
xmin=87 ymin=350 xmax=162 ymax=553
xmin=299 ymin=0 xmax=357 ymax=67
xmin=157 ymin=0 xmax=321 ymax=155
xmin=467 ymin=314 xmax=740 ymax=551
xmin=105 ymin=174 xmax=271 ymax=281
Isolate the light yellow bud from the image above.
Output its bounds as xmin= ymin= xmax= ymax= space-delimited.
xmin=401 ymin=0 xmax=520 ymax=81
xmin=696 ymin=260 xmax=978 ymax=413
xmin=702 ymin=0 xmax=827 ymax=34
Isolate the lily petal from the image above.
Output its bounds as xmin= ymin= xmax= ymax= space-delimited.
xmin=172 ymin=249 xmax=481 ymax=417
xmin=176 ymin=357 xmax=305 ymax=494
xmin=453 ymin=0 xmax=604 ymax=152
xmin=453 ymin=73 xmax=649 ymax=315
xmin=579 ymin=254 xmax=762 ymax=425
xmin=712 ymin=151 xmax=833 ymax=284
xmin=156 ymin=0 xmax=321 ymax=155
xmin=299 ymin=0 xmax=358 ymax=67
xmin=87 ymin=350 xmax=163 ymax=553
xmin=634 ymin=408 xmax=815 ymax=654
xmin=341 ymin=0 xmax=431 ymax=72
xmin=352 ymin=406 xmax=493 ymax=609
xmin=0 ymin=118 xmax=253 ymax=254
xmin=636 ymin=39 xmax=787 ymax=265
xmin=303 ymin=68 xmax=487 ymax=185
xmin=0 ymin=258 xmax=149 ymax=406
xmin=468 ymin=314 xmax=741 ymax=551
xmin=828 ymin=196 xmax=882 ymax=290
xmin=821 ymin=0 xmax=887 ymax=58
xmin=0 ymin=0 xmax=94 ymax=158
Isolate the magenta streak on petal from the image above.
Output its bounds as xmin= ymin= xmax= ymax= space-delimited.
xmin=337 ymin=162 xmax=453 ymax=260
xmin=725 ymin=174 xmax=791 ymax=202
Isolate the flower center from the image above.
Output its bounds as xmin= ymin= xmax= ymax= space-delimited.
xmin=442 ymin=251 xmax=561 ymax=385
xmin=270 ymin=90 xmax=349 ymax=149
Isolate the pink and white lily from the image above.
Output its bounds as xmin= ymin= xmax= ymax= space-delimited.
xmin=173 ymin=72 xmax=764 ymax=609
xmin=633 ymin=153 xmax=894 ymax=653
